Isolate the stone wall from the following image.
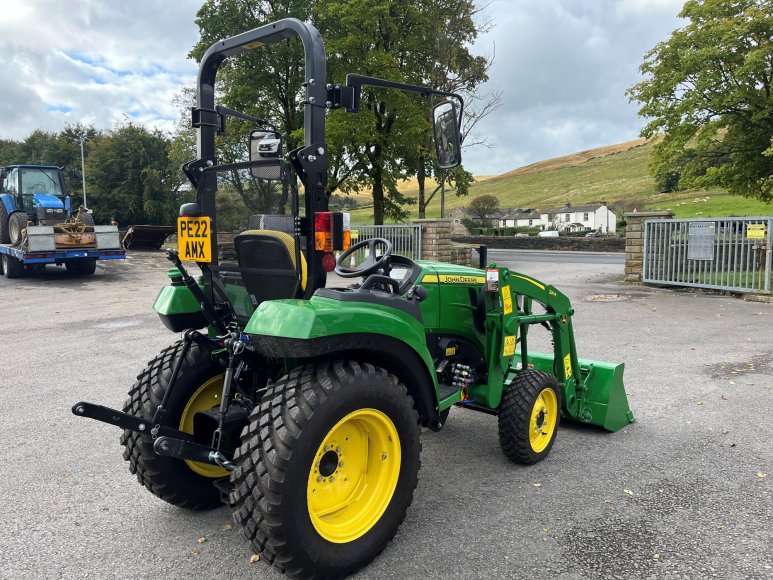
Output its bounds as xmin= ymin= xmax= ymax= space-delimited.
xmin=623 ymin=210 xmax=673 ymax=284
xmin=414 ymin=218 xmax=476 ymax=267
xmin=451 ymin=235 xmax=626 ymax=252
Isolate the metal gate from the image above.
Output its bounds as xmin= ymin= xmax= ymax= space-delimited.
xmin=642 ymin=217 xmax=772 ymax=293
xmin=349 ymin=224 xmax=422 ymax=260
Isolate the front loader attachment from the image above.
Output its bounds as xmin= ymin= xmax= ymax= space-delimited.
xmin=528 ymin=352 xmax=634 ymax=432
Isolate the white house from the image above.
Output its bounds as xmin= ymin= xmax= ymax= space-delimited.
xmin=541 ymin=203 xmax=617 ymax=233
xmin=497 ymin=209 xmax=550 ymax=230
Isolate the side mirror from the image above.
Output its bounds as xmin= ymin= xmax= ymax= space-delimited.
xmin=249 ymin=129 xmax=282 ymax=160
xmin=433 ymin=101 xmax=462 ymax=169
xmin=179 ymin=202 xmax=201 ymax=217
xmin=249 ymin=129 xmax=285 ymax=181
xmin=64 ymin=195 xmax=71 ymax=218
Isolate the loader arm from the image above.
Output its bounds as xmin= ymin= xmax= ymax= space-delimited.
xmin=481 ymin=266 xmax=634 ymax=431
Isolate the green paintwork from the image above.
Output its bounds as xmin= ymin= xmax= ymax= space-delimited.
xmin=527 ymin=352 xmax=634 ymax=432
xmin=153 ymin=283 xmax=202 ymax=315
xmin=244 ymin=294 xmax=439 ymax=395
xmin=162 ymin=255 xmax=633 ymax=431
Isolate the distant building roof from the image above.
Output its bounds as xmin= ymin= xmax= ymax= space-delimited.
xmin=543 ymin=203 xmax=612 ymax=215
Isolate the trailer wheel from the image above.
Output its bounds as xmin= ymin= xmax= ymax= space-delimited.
xmin=120 ymin=340 xmax=231 ymax=509
xmin=8 ymin=212 xmax=28 ymax=246
xmin=231 ymin=360 xmax=421 ymax=579
xmin=2 ymin=253 xmax=24 ymax=278
xmin=498 ymin=370 xmax=561 ymax=465
xmin=0 ymin=203 xmax=10 ymax=244
xmin=78 ymin=258 xmax=97 ymax=275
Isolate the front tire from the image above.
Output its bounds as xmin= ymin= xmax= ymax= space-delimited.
xmin=231 ymin=360 xmax=421 ymax=579
xmin=8 ymin=212 xmax=28 ymax=246
xmin=120 ymin=340 xmax=229 ymax=509
xmin=498 ymin=370 xmax=561 ymax=465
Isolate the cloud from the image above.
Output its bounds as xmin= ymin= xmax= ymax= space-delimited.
xmin=0 ymin=0 xmax=201 ymax=140
xmin=463 ymin=0 xmax=685 ymax=175
xmin=0 ymin=0 xmax=687 ymax=177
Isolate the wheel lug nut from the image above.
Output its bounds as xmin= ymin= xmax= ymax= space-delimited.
xmin=329 ymin=476 xmax=335 ymax=482
xmin=338 ymin=461 xmax=344 ymax=468
xmin=336 ymin=447 xmax=341 ymax=453
xmin=317 ymin=476 xmax=324 ymax=482
xmin=381 ymin=453 xmax=387 ymax=461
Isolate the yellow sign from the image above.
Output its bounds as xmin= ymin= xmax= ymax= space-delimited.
xmin=563 ymin=353 xmax=573 ymax=380
xmin=503 ymin=335 xmax=516 ymax=357
xmin=747 ymin=224 xmax=766 ymax=239
xmin=178 ymin=217 xmax=212 ymax=262
xmin=502 ymin=285 xmax=513 ymax=315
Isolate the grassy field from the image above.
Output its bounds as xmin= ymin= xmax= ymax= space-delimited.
xmin=348 ymin=139 xmax=773 ymax=223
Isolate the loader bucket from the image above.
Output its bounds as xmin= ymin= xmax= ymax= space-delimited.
xmin=526 ymin=352 xmax=635 ymax=432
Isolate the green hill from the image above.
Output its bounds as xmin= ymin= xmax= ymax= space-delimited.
xmin=349 ymin=139 xmax=772 ymax=223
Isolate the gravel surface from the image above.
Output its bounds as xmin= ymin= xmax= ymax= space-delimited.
xmin=0 ymin=250 xmax=771 ymax=580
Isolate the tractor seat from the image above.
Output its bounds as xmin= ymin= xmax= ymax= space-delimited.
xmin=232 ymin=229 xmax=307 ymax=306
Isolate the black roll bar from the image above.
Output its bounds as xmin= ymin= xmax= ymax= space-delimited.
xmin=194 ymin=18 xmax=329 ymax=295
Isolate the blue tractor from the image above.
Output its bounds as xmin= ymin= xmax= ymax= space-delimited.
xmin=0 ymin=164 xmax=90 ymax=245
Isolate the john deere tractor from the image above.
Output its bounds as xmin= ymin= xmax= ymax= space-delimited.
xmin=73 ymin=19 xmax=633 ymax=579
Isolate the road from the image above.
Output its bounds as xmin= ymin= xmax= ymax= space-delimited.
xmin=487 ymin=248 xmax=624 ymax=265
xmin=1 ymin=250 xmax=771 ymax=580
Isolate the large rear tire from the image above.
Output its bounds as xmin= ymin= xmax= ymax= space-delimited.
xmin=8 ymin=212 xmax=28 ymax=246
xmin=498 ymin=370 xmax=561 ymax=465
xmin=81 ymin=211 xmax=95 ymax=228
xmin=120 ymin=340 xmax=230 ymax=510
xmin=231 ymin=360 xmax=421 ymax=579
xmin=0 ymin=203 xmax=10 ymax=244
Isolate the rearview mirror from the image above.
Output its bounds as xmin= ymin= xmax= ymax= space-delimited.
xmin=433 ymin=101 xmax=462 ymax=169
xmin=249 ymin=129 xmax=282 ymax=160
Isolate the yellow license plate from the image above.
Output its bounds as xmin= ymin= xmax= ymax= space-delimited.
xmin=177 ymin=217 xmax=212 ymax=262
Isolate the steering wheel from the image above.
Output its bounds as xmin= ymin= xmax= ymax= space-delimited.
xmin=335 ymin=237 xmax=393 ymax=278
xmin=30 ymin=181 xmax=47 ymax=191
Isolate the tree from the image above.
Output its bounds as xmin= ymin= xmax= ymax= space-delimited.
xmin=469 ymin=193 xmax=499 ymax=221
xmin=628 ymin=0 xmax=773 ymax=203
xmin=85 ymin=122 xmax=177 ymax=225
xmin=190 ymin=0 xmax=494 ymax=224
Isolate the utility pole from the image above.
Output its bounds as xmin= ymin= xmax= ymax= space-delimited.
xmin=79 ymin=135 xmax=87 ymax=209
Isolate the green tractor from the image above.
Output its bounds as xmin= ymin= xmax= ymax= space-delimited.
xmin=73 ymin=19 xmax=633 ymax=579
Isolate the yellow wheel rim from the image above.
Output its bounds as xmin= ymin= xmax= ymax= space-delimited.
xmin=307 ymin=408 xmax=401 ymax=543
xmin=178 ymin=374 xmax=229 ymax=478
xmin=529 ymin=387 xmax=558 ymax=453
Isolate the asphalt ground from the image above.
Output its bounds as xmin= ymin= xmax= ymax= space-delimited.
xmin=0 ymin=250 xmax=771 ymax=580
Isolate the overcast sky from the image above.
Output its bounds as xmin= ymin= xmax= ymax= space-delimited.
xmin=0 ymin=0 xmax=685 ymax=176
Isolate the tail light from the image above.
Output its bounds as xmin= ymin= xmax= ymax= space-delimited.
xmin=315 ymin=212 xmax=351 ymax=252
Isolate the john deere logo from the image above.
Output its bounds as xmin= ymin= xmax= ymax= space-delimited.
xmin=440 ymin=275 xmax=485 ymax=285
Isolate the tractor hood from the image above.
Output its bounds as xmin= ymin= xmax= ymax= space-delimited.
xmin=32 ymin=193 xmax=64 ymax=209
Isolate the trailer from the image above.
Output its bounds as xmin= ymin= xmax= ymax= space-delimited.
xmin=0 ymin=165 xmax=125 ymax=278
xmin=0 ymin=223 xmax=125 ymax=278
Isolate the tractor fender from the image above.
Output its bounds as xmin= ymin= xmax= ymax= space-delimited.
xmin=245 ymin=297 xmax=441 ymax=426
xmin=0 ymin=193 xmax=16 ymax=214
